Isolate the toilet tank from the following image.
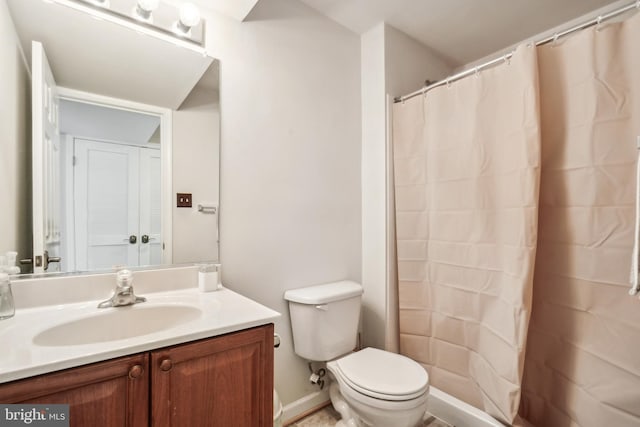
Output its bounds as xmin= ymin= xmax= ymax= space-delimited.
xmin=284 ymin=281 xmax=363 ymax=362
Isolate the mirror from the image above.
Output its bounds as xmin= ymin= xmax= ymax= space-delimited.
xmin=58 ymin=98 xmax=164 ymax=273
xmin=1 ymin=0 xmax=220 ymax=275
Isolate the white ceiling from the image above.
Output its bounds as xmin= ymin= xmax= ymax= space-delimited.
xmin=296 ymin=0 xmax=625 ymax=66
xmin=59 ymin=99 xmax=161 ymax=144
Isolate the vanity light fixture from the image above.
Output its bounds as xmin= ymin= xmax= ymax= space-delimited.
xmin=133 ymin=0 xmax=159 ymax=23
xmin=87 ymin=0 xmax=109 ymax=7
xmin=47 ymin=0 xmax=207 ymax=56
xmin=172 ymin=2 xmax=200 ymax=37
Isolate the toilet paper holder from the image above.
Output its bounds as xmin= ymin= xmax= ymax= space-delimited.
xmin=274 ymin=333 xmax=281 ymax=348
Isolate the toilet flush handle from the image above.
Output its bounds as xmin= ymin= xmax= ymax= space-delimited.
xmin=314 ymin=304 xmax=329 ymax=311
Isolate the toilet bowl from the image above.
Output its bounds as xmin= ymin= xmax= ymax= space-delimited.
xmin=284 ymin=281 xmax=430 ymax=427
xmin=327 ymin=348 xmax=429 ymax=427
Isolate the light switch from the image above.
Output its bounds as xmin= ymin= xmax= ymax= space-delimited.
xmin=177 ymin=193 xmax=192 ymax=208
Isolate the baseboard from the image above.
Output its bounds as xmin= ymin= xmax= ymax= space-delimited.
xmin=427 ymin=386 xmax=504 ymax=427
xmin=282 ymin=389 xmax=330 ymax=426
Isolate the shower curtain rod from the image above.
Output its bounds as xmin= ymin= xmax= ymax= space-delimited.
xmin=394 ymin=0 xmax=640 ymax=103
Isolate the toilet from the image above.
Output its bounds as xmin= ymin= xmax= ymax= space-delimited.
xmin=284 ymin=281 xmax=429 ymax=427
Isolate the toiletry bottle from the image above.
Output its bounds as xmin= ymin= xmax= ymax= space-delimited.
xmin=5 ymin=252 xmax=20 ymax=275
xmin=0 ymin=273 xmax=15 ymax=320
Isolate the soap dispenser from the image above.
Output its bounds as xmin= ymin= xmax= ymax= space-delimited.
xmin=0 ymin=273 xmax=15 ymax=320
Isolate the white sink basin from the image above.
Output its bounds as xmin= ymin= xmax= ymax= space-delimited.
xmin=0 ymin=285 xmax=280 ymax=384
xmin=33 ymin=304 xmax=203 ymax=346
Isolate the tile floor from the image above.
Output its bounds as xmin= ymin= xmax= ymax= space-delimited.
xmin=292 ymin=406 xmax=453 ymax=427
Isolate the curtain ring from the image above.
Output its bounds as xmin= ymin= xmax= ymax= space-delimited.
xmin=474 ymin=67 xmax=480 ymax=78
xmin=596 ymin=15 xmax=603 ymax=31
xmin=552 ymin=33 xmax=559 ymax=46
xmin=503 ymin=54 xmax=511 ymax=65
xmin=446 ymin=78 xmax=451 ymax=88
xmin=636 ymin=0 xmax=640 ymax=9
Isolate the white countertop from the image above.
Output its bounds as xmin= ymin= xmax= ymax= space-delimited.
xmin=0 ymin=287 xmax=280 ymax=383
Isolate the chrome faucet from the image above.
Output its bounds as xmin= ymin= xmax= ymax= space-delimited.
xmin=98 ymin=269 xmax=146 ymax=308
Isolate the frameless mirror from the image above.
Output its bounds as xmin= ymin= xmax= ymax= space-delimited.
xmin=58 ymin=99 xmax=164 ymax=272
xmin=2 ymin=0 xmax=220 ymax=275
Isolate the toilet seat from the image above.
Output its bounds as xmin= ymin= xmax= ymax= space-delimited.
xmin=333 ymin=375 xmax=429 ymax=412
xmin=330 ymin=348 xmax=429 ymax=402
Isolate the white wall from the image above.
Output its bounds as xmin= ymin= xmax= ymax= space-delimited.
xmin=360 ymin=23 xmax=452 ymax=350
xmin=385 ymin=25 xmax=453 ymax=102
xmin=199 ymin=0 xmax=362 ymax=411
xmin=172 ymin=85 xmax=220 ymax=264
xmin=0 ymin=0 xmax=31 ymax=263
xmin=360 ymin=23 xmax=387 ymax=350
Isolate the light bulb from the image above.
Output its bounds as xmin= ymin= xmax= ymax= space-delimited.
xmin=137 ymin=0 xmax=160 ymax=12
xmin=87 ymin=0 xmax=110 ymax=7
xmin=133 ymin=0 xmax=159 ymax=22
xmin=172 ymin=3 xmax=201 ymax=37
xmin=179 ymin=3 xmax=201 ymax=27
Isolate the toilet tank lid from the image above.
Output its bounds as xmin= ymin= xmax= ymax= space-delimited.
xmin=284 ymin=281 xmax=363 ymax=304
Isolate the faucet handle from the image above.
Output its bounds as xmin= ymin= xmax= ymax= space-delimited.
xmin=116 ymin=269 xmax=133 ymax=287
xmin=97 ymin=268 xmax=145 ymax=309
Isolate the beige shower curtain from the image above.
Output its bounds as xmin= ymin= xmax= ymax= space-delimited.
xmin=520 ymin=13 xmax=640 ymax=427
xmin=393 ymin=10 xmax=640 ymax=427
xmin=393 ymin=45 xmax=541 ymax=425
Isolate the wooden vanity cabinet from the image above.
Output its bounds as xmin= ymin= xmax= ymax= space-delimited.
xmin=151 ymin=324 xmax=274 ymax=427
xmin=0 ymin=353 xmax=149 ymax=427
xmin=0 ymin=324 xmax=274 ymax=427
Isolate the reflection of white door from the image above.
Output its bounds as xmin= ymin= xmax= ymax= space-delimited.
xmin=32 ymin=41 xmax=61 ymax=273
xmin=139 ymin=148 xmax=162 ymax=266
xmin=73 ymin=139 xmax=161 ymax=271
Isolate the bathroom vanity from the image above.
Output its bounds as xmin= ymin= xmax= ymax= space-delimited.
xmin=0 ymin=267 xmax=280 ymax=427
xmin=0 ymin=325 xmax=273 ymax=426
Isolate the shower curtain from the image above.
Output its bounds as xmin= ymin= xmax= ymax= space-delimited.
xmin=393 ymin=10 xmax=640 ymax=427
xmin=520 ymin=13 xmax=640 ymax=427
xmin=393 ymin=45 xmax=541 ymax=425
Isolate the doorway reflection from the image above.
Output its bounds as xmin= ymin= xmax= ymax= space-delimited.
xmin=57 ymin=100 xmax=162 ymax=272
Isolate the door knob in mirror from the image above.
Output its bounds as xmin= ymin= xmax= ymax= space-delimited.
xmin=43 ymin=250 xmax=61 ymax=271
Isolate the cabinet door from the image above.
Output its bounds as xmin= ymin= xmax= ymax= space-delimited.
xmin=0 ymin=353 xmax=149 ymax=427
xmin=151 ymin=324 xmax=274 ymax=427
